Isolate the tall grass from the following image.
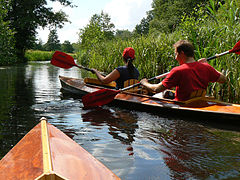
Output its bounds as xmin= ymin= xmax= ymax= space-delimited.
xmin=77 ymin=34 xmax=178 ymax=80
xmin=25 ymin=50 xmax=77 ymax=61
xmin=76 ymin=0 xmax=240 ymax=103
xmin=25 ymin=50 xmax=54 ymax=61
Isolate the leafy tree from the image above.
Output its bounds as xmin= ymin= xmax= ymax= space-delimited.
xmin=44 ymin=29 xmax=61 ymax=51
xmin=0 ymin=0 xmax=16 ymax=65
xmin=61 ymin=40 xmax=74 ymax=53
xmin=150 ymin=0 xmax=208 ymax=33
xmin=32 ymin=39 xmax=44 ymax=50
xmin=5 ymin=0 xmax=73 ymax=61
xmin=134 ymin=12 xmax=154 ymax=35
xmin=115 ymin=30 xmax=132 ymax=40
xmin=79 ymin=11 xmax=115 ymax=49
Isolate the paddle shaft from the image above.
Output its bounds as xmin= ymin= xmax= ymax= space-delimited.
xmin=207 ymin=50 xmax=230 ymax=61
xmin=121 ymin=72 xmax=170 ymax=92
xmin=54 ymin=53 xmax=94 ymax=72
xmin=52 ymin=51 xmax=108 ymax=75
xmin=120 ymin=47 xmax=236 ymax=92
xmin=82 ymin=40 xmax=240 ymax=108
xmin=74 ymin=64 xmax=93 ymax=72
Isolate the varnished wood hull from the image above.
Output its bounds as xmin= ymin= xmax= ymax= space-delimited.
xmin=59 ymin=76 xmax=240 ymax=122
xmin=0 ymin=117 xmax=120 ymax=180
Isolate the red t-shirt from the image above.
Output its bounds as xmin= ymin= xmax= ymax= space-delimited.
xmin=162 ymin=62 xmax=220 ymax=101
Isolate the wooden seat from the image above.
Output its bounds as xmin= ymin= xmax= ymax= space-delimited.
xmin=123 ymin=79 xmax=139 ymax=92
xmin=189 ymin=89 xmax=206 ymax=98
xmin=84 ymin=78 xmax=116 ymax=88
xmin=182 ymin=89 xmax=207 ymax=104
xmin=123 ymin=79 xmax=148 ymax=94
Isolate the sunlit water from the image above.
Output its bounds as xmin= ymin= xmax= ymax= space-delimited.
xmin=0 ymin=61 xmax=240 ymax=179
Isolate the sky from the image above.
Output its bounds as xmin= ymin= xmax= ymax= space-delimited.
xmin=37 ymin=0 xmax=153 ymax=44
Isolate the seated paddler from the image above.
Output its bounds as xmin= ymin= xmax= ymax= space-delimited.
xmin=140 ymin=40 xmax=227 ymax=101
xmin=92 ymin=47 xmax=140 ymax=89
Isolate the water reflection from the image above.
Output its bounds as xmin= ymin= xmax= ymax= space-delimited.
xmin=81 ymin=107 xmax=138 ymax=155
xmin=0 ymin=62 xmax=240 ymax=179
xmin=135 ymin=113 xmax=240 ymax=179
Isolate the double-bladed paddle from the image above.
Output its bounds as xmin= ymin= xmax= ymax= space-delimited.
xmin=82 ymin=72 xmax=170 ymax=108
xmin=82 ymin=40 xmax=240 ymax=108
xmin=206 ymin=40 xmax=240 ymax=60
xmin=51 ymin=51 xmax=95 ymax=73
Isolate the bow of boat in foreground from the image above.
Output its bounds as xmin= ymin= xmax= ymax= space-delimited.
xmin=0 ymin=117 xmax=120 ymax=180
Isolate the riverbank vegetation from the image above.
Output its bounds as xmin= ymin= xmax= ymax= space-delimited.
xmin=1 ymin=0 xmax=240 ymax=103
xmin=0 ymin=0 xmax=74 ymax=64
xmin=25 ymin=50 xmax=77 ymax=61
xmin=24 ymin=50 xmax=54 ymax=61
xmin=76 ymin=0 xmax=240 ymax=103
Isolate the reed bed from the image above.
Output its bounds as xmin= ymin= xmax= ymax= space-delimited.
xmin=77 ymin=33 xmax=240 ymax=103
xmin=25 ymin=50 xmax=54 ymax=61
xmin=76 ymin=0 xmax=240 ymax=103
xmin=25 ymin=50 xmax=77 ymax=62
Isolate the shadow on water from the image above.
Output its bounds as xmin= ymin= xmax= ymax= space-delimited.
xmin=81 ymin=107 xmax=138 ymax=155
xmin=0 ymin=65 xmax=37 ymax=158
xmin=0 ymin=62 xmax=240 ymax=180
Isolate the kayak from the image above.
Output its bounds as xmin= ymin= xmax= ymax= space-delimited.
xmin=59 ymin=75 xmax=240 ymax=122
xmin=0 ymin=117 xmax=120 ymax=180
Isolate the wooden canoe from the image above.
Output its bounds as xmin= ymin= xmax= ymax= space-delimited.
xmin=0 ymin=117 xmax=120 ymax=180
xmin=59 ymin=75 xmax=240 ymax=122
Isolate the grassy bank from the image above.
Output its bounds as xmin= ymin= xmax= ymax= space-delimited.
xmin=77 ymin=35 xmax=240 ymax=104
xmin=25 ymin=50 xmax=77 ymax=61
xmin=76 ymin=1 xmax=240 ymax=103
xmin=25 ymin=50 xmax=54 ymax=61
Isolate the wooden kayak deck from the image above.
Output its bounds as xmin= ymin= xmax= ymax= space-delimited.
xmin=59 ymin=75 xmax=240 ymax=121
xmin=0 ymin=117 xmax=120 ymax=180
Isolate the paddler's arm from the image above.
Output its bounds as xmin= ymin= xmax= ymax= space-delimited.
xmin=198 ymin=58 xmax=227 ymax=84
xmin=92 ymin=69 xmax=120 ymax=84
xmin=140 ymin=78 xmax=167 ymax=93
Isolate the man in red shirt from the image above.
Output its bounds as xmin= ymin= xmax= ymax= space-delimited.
xmin=140 ymin=40 xmax=226 ymax=101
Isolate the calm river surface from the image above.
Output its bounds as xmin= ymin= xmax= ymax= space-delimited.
xmin=0 ymin=61 xmax=240 ymax=179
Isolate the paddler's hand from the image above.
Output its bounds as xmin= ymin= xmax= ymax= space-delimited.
xmin=140 ymin=78 xmax=149 ymax=87
xmin=198 ymin=58 xmax=207 ymax=63
xmin=91 ymin=68 xmax=98 ymax=74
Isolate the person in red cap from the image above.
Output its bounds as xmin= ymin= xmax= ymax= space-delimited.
xmin=92 ymin=47 xmax=139 ymax=89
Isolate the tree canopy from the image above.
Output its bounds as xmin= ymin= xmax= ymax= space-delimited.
xmin=61 ymin=40 xmax=74 ymax=53
xmin=44 ymin=29 xmax=61 ymax=51
xmin=148 ymin=0 xmax=208 ymax=33
xmin=79 ymin=11 xmax=115 ymax=50
xmin=5 ymin=0 xmax=73 ymax=60
xmin=0 ymin=0 xmax=16 ymax=65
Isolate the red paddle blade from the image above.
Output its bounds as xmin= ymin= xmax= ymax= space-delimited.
xmin=51 ymin=51 xmax=76 ymax=69
xmin=82 ymin=89 xmax=120 ymax=108
xmin=230 ymin=40 xmax=240 ymax=54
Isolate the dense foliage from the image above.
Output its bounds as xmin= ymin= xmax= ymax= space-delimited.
xmin=76 ymin=0 xmax=240 ymax=103
xmin=44 ymin=29 xmax=61 ymax=51
xmin=0 ymin=0 xmax=16 ymax=65
xmin=1 ymin=0 xmax=73 ymax=63
xmin=61 ymin=40 xmax=74 ymax=53
xmin=150 ymin=0 xmax=208 ymax=33
xmin=1 ymin=0 xmax=240 ymax=102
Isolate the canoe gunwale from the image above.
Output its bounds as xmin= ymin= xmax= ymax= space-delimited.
xmin=0 ymin=117 xmax=120 ymax=180
xmin=59 ymin=75 xmax=240 ymax=122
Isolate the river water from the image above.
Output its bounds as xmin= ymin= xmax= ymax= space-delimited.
xmin=0 ymin=61 xmax=240 ymax=179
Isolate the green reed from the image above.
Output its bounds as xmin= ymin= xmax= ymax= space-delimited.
xmin=77 ymin=34 xmax=178 ymax=80
xmin=25 ymin=50 xmax=54 ymax=61
xmin=25 ymin=50 xmax=77 ymax=62
xmin=76 ymin=0 xmax=240 ymax=103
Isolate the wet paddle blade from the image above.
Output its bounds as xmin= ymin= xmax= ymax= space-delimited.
xmin=230 ymin=40 xmax=240 ymax=54
xmin=51 ymin=51 xmax=76 ymax=69
xmin=82 ymin=89 xmax=120 ymax=108
xmin=51 ymin=57 xmax=72 ymax=69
